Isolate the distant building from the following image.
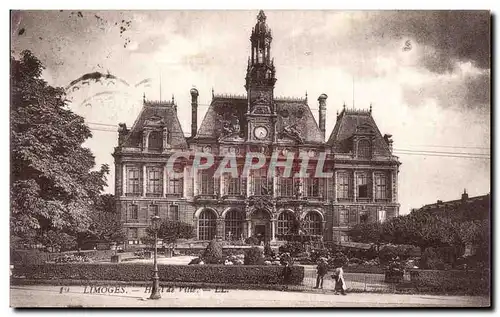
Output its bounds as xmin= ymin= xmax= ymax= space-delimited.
xmin=414 ymin=190 xmax=490 ymax=221
xmin=112 ymin=11 xmax=401 ymax=247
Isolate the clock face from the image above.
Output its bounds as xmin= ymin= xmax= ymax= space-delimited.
xmin=254 ymin=126 xmax=268 ymax=140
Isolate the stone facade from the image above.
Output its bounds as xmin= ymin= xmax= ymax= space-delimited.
xmin=112 ymin=11 xmax=401 ymax=247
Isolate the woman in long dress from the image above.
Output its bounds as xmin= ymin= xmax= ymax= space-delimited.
xmin=332 ymin=266 xmax=347 ymax=295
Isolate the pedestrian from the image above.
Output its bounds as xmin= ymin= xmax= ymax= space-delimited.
xmin=332 ymin=265 xmax=347 ymax=295
xmin=314 ymin=257 xmax=328 ymax=289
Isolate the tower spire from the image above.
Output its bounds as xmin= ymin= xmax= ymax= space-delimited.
xmin=245 ymin=10 xmax=276 ymax=92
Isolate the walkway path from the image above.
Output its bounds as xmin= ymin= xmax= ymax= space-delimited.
xmin=10 ymin=285 xmax=490 ymax=308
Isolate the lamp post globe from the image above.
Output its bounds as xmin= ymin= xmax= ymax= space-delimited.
xmin=150 ymin=215 xmax=161 ymax=300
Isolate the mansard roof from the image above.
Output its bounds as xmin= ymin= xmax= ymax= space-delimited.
xmin=327 ymin=107 xmax=392 ymax=156
xmin=121 ymin=99 xmax=188 ymax=149
xmin=194 ymin=94 xmax=324 ymax=144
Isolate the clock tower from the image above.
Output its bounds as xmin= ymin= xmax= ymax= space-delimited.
xmin=245 ymin=10 xmax=277 ymax=143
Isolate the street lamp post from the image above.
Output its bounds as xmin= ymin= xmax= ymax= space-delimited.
xmin=150 ymin=215 xmax=161 ymax=300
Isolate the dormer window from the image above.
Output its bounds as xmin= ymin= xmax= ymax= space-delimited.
xmin=357 ymin=139 xmax=371 ymax=159
xmin=148 ymin=131 xmax=162 ymax=150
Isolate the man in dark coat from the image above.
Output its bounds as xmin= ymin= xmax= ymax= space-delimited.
xmin=314 ymin=258 xmax=328 ymax=289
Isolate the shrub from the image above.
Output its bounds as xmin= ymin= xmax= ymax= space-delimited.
xmin=379 ymin=245 xmax=415 ymax=265
xmin=310 ymin=248 xmax=330 ymax=263
xmin=409 ymin=269 xmax=490 ymax=295
xmin=264 ymin=242 xmax=275 ymax=257
xmin=348 ymin=257 xmax=362 ymax=265
xmin=328 ymin=252 xmax=348 ymax=268
xmin=278 ymin=242 xmax=305 ymax=256
xmin=421 ymin=248 xmax=445 ymax=270
xmin=244 ymin=237 xmax=260 ymax=246
xmin=13 ymin=263 xmax=305 ymax=285
xmin=202 ymin=239 xmax=223 ymax=264
xmin=244 ymin=247 xmax=264 ymax=265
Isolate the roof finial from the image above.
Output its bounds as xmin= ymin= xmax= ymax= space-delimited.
xmin=370 ymin=103 xmax=372 ymax=113
xmin=343 ymin=102 xmax=346 ymax=110
xmin=172 ymin=94 xmax=175 ymax=104
xmin=305 ymin=90 xmax=308 ymax=102
xmin=212 ymin=87 xmax=214 ymax=98
xmin=464 ymin=188 xmax=467 ymax=194
xmin=257 ymin=10 xmax=266 ymax=22
xmin=143 ymin=92 xmax=146 ymax=103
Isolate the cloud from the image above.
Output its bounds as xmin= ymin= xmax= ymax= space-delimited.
xmin=362 ymin=11 xmax=490 ymax=74
xmin=402 ymin=65 xmax=490 ymax=111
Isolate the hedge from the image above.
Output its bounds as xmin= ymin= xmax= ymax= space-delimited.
xmin=409 ymin=269 xmax=490 ymax=295
xmin=13 ymin=263 xmax=304 ymax=285
xmin=11 ymin=250 xmax=117 ymax=265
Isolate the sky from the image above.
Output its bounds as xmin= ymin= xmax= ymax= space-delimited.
xmin=10 ymin=10 xmax=491 ymax=214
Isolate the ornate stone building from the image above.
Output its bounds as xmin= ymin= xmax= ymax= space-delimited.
xmin=113 ymin=11 xmax=401 ymax=247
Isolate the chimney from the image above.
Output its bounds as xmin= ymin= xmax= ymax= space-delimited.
xmin=462 ymin=189 xmax=469 ymax=202
xmin=318 ymin=94 xmax=327 ymax=140
xmin=190 ymin=87 xmax=199 ymax=138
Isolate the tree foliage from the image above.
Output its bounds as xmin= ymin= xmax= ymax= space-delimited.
xmin=146 ymin=220 xmax=195 ymax=247
xmin=11 ymin=50 xmax=109 ymax=240
xmin=86 ymin=194 xmax=125 ymax=243
xmin=348 ymin=221 xmax=387 ymax=248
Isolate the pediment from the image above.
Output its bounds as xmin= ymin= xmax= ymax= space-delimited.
xmin=355 ymin=123 xmax=375 ymax=134
xmin=219 ymin=133 xmax=245 ymax=142
xmin=144 ymin=115 xmax=165 ymax=126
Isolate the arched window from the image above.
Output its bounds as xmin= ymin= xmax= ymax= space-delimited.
xmin=357 ymin=139 xmax=371 ymax=158
xmin=277 ymin=211 xmax=295 ymax=236
xmin=198 ymin=209 xmax=216 ymax=240
xmin=304 ymin=211 xmax=322 ymax=235
xmin=148 ymin=131 xmax=162 ymax=150
xmin=224 ymin=209 xmax=244 ymax=240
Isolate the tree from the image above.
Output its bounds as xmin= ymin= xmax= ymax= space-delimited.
xmin=348 ymin=221 xmax=387 ymax=255
xmin=388 ymin=212 xmax=446 ymax=254
xmin=40 ymin=230 xmax=77 ymax=252
xmin=11 ymin=50 xmax=109 ymax=244
xmin=86 ymin=194 xmax=126 ymax=245
xmin=147 ymin=220 xmax=195 ymax=249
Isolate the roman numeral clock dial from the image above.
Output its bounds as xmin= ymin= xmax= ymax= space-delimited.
xmin=254 ymin=126 xmax=268 ymax=140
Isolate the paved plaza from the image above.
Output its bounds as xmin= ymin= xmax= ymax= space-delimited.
xmin=10 ymin=285 xmax=490 ymax=308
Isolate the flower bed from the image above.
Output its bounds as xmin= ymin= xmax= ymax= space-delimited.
xmin=12 ymin=263 xmax=304 ymax=285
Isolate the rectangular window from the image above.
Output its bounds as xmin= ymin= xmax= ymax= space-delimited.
xmin=349 ymin=210 xmax=357 ymax=224
xmin=168 ymin=205 xmax=179 ymax=221
xmin=337 ymin=172 xmax=350 ymax=199
xmin=357 ymin=173 xmax=368 ymax=199
xmin=129 ymin=204 xmax=138 ymax=220
xmin=252 ymin=168 xmax=271 ymax=196
xmin=149 ymin=204 xmax=159 ymax=217
xmin=225 ymin=174 xmax=241 ymax=196
xmin=127 ymin=167 xmax=141 ymax=195
xmin=168 ymin=167 xmax=184 ymax=196
xmin=199 ymin=170 xmax=215 ymax=195
xmin=279 ymin=177 xmax=294 ymax=197
xmin=375 ymin=173 xmax=387 ymax=200
xmin=304 ymin=178 xmax=320 ymax=198
xmin=339 ymin=209 xmax=348 ymax=226
xmin=147 ymin=167 xmax=163 ymax=196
